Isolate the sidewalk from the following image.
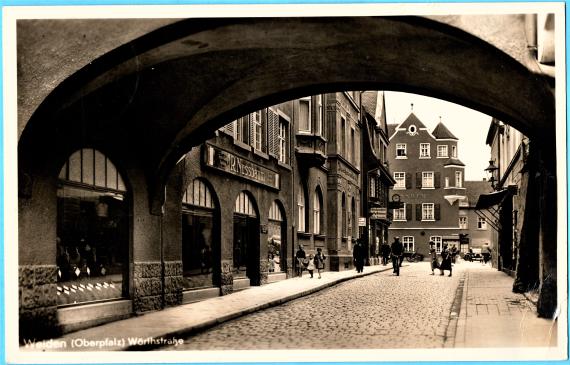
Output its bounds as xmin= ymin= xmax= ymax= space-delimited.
xmin=23 ymin=264 xmax=393 ymax=351
xmin=452 ymin=262 xmax=558 ymax=348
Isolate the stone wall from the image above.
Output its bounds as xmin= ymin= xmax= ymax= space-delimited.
xmin=133 ymin=261 xmax=162 ymax=313
xmin=164 ymin=261 xmax=183 ymax=307
xmin=220 ymin=260 xmax=233 ymax=295
xmin=19 ymin=265 xmax=59 ymax=341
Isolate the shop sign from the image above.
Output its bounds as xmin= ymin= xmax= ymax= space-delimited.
xmin=370 ymin=207 xmax=387 ymax=220
xmin=358 ymin=217 xmax=366 ymax=227
xmin=204 ymin=144 xmax=280 ymax=189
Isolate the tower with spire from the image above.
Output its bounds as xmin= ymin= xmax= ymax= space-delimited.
xmin=386 ymin=111 xmax=467 ymax=256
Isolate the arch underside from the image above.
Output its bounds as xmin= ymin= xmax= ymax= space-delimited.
xmin=18 ymin=16 xmax=555 ymax=214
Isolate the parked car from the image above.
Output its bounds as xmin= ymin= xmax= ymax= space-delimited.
xmin=464 ymin=252 xmax=483 ymax=262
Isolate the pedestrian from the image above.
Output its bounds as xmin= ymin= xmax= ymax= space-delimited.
xmin=306 ymin=254 xmax=315 ymax=278
xmin=439 ymin=244 xmax=452 ymax=276
xmin=314 ymin=247 xmax=326 ymax=278
xmin=390 ymin=236 xmax=404 ymax=276
xmin=381 ymin=241 xmax=391 ymax=266
xmin=295 ymin=245 xmax=306 ymax=277
xmin=429 ymin=240 xmax=438 ymax=275
xmin=450 ymin=244 xmax=458 ymax=264
xmin=353 ymin=239 xmax=365 ymax=273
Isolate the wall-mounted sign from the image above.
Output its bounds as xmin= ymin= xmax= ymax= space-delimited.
xmin=358 ymin=217 xmax=366 ymax=227
xmin=204 ymin=144 xmax=280 ymax=189
xmin=370 ymin=207 xmax=387 ymax=220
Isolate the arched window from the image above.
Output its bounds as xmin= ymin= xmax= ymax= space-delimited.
xmin=183 ymin=179 xmax=214 ymax=208
xmin=341 ymin=193 xmax=347 ymax=237
xmin=313 ymin=188 xmax=323 ymax=234
xmin=56 ymin=148 xmax=128 ymax=306
xmin=268 ymin=200 xmax=285 ymax=273
xmin=297 ymin=184 xmax=306 ymax=232
xmin=182 ymin=178 xmax=217 ymax=287
xmin=235 ymin=191 xmax=257 ymax=217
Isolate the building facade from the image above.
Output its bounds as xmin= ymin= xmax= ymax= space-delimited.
xmin=19 ymin=91 xmax=388 ymax=339
xmin=481 ymin=119 xmax=538 ymax=292
xmin=360 ymin=91 xmax=395 ymax=264
xmin=460 ymin=181 xmax=495 ymax=255
xmin=387 ymin=113 xmax=466 ymax=257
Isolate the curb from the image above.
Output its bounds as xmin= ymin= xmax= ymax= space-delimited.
xmin=125 ymin=265 xmax=397 ymax=350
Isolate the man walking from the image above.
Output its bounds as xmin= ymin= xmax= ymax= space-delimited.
xmin=353 ymin=239 xmax=365 ymax=273
xmin=295 ymin=245 xmax=306 ymax=277
xmin=390 ymin=236 xmax=404 ymax=276
xmin=381 ymin=241 xmax=391 ymax=266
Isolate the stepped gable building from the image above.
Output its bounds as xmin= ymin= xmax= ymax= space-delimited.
xmin=387 ymin=112 xmax=466 ymax=257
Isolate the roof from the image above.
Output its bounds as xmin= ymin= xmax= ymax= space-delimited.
xmin=464 ymin=181 xmax=493 ymax=207
xmin=443 ymin=158 xmax=465 ymax=166
xmin=432 ymin=122 xmax=458 ymax=140
xmin=387 ymin=123 xmax=398 ymax=138
xmin=486 ymin=118 xmax=501 ymax=145
xmin=398 ymin=112 xmax=428 ymax=130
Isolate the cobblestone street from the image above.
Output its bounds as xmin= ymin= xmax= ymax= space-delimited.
xmin=165 ymin=262 xmax=465 ymax=350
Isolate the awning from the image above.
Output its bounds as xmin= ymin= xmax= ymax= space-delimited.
xmin=475 ymin=189 xmax=510 ymax=210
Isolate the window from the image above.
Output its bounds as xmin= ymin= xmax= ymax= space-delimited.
xmin=298 ymin=184 xmax=306 ymax=232
xmin=451 ymin=145 xmax=457 ymax=158
xmin=445 ymin=177 xmax=450 ymax=188
xmin=370 ymin=177 xmax=376 ymax=197
xmin=182 ymin=179 xmax=218 ymax=287
xmin=252 ymin=111 xmax=263 ymax=151
xmin=396 ymin=143 xmax=407 ymax=158
xmin=351 ymin=128 xmax=356 ymax=164
xmin=478 ymin=217 xmax=487 ymax=230
xmin=278 ymin=119 xmax=288 ymax=163
xmin=341 ymin=118 xmax=346 ymax=156
xmin=420 ymin=143 xmax=430 ymax=158
xmin=341 ymin=193 xmax=347 ymax=237
xmin=403 ymin=236 xmax=414 ymax=252
xmin=313 ymin=189 xmax=323 ymax=234
xmin=430 ymin=236 xmax=443 ymax=253
xmin=394 ymin=172 xmax=406 ymax=189
xmin=422 ymin=172 xmax=434 ymax=189
xmin=56 ymin=149 xmax=128 ymax=306
xmin=351 ymin=197 xmax=357 ymax=239
xmin=455 ymin=171 xmax=463 ymax=188
xmin=299 ymin=98 xmax=311 ymax=132
xmin=437 ymin=145 xmax=448 ymax=158
xmin=236 ymin=115 xmax=249 ymax=144
xmin=316 ymin=95 xmax=323 ymax=136
xmin=459 ymin=216 xmax=468 ymax=229
xmin=394 ymin=203 xmax=406 ymax=221
xmin=422 ymin=203 xmax=435 ymax=221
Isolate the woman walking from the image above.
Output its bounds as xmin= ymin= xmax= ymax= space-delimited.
xmin=439 ymin=244 xmax=452 ymax=277
xmin=429 ymin=241 xmax=438 ymax=275
xmin=314 ymin=248 xmax=326 ymax=279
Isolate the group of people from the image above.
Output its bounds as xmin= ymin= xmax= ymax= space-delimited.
xmin=428 ymin=240 xmax=453 ymax=276
xmin=295 ymin=245 xmax=326 ymax=279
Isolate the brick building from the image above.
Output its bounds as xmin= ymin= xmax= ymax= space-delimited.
xmin=387 ymin=113 xmax=466 ymax=257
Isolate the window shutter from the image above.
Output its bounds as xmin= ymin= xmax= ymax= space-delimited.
xmin=223 ymin=121 xmax=235 ymax=137
xmin=435 ymin=204 xmax=441 ymax=220
xmin=416 ymin=172 xmax=422 ymax=189
xmin=416 ymin=204 xmax=422 ymax=221
xmin=268 ymin=109 xmax=279 ymax=157
xmin=434 ymin=172 xmax=441 ymax=188
xmin=405 ymin=173 xmax=412 ymax=189
xmin=406 ymin=204 xmax=412 ymax=221
xmin=248 ymin=114 xmax=255 ymax=146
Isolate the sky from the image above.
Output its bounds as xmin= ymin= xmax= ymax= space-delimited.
xmin=384 ymin=91 xmax=493 ymax=181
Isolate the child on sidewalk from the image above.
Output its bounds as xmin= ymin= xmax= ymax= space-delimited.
xmin=306 ymin=254 xmax=315 ymax=278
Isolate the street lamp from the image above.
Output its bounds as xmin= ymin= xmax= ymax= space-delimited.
xmin=484 ymin=160 xmax=499 ymax=190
